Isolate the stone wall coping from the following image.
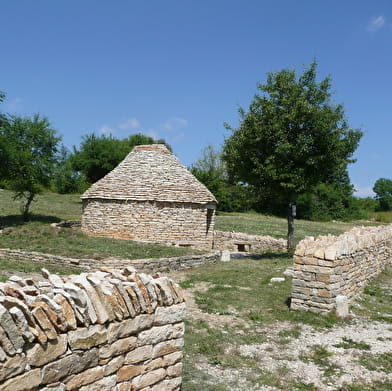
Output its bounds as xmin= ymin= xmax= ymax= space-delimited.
xmin=294 ymin=224 xmax=392 ymax=260
xmin=0 ymin=267 xmax=185 ymax=354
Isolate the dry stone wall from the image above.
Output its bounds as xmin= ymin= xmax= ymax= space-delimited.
xmin=0 ymin=267 xmax=186 ymax=390
xmin=0 ymin=248 xmax=220 ymax=273
xmin=82 ymin=199 xmax=216 ymax=250
xmin=213 ymin=230 xmax=286 ymax=253
xmin=291 ymin=224 xmax=392 ymax=314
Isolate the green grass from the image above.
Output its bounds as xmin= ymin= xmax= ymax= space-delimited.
xmin=333 ymin=337 xmax=370 ymax=350
xmin=0 ymin=223 xmax=199 ymax=260
xmin=0 ymin=258 xmax=82 ymax=281
xmin=215 ymin=211 xmax=384 ymax=244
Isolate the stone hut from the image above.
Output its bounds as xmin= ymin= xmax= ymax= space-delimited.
xmin=81 ymin=144 xmax=217 ymax=249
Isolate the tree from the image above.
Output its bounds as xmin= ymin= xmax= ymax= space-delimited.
xmin=373 ymin=178 xmax=392 ymax=211
xmin=223 ymin=62 xmax=362 ymax=248
xmin=71 ymin=133 xmax=171 ymax=184
xmin=0 ymin=91 xmax=10 ymax=181
xmin=1 ymin=114 xmax=61 ymax=220
xmin=190 ymin=145 xmax=256 ymax=212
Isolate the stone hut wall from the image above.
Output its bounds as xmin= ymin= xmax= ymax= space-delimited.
xmin=291 ymin=225 xmax=392 ymax=314
xmin=0 ymin=267 xmax=185 ymax=390
xmin=213 ymin=230 xmax=287 ymax=253
xmin=82 ymin=199 xmax=216 ymax=250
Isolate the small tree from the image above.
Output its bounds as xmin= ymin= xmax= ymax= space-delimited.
xmin=373 ymin=178 xmax=392 ymax=211
xmin=223 ymin=62 xmax=362 ymax=248
xmin=1 ymin=114 xmax=60 ymax=220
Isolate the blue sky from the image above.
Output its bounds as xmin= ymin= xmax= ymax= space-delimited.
xmin=1 ymin=1 xmax=391 ymax=197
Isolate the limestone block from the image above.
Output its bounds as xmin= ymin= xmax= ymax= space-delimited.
xmin=0 ymin=303 xmax=25 ymax=351
xmin=154 ymin=303 xmax=186 ymax=326
xmin=78 ymin=374 xmax=117 ymax=391
xmin=166 ymin=362 xmax=182 ymax=377
xmin=138 ymin=325 xmax=173 ymax=346
xmin=220 ymin=250 xmax=230 ymax=262
xmin=108 ymin=314 xmax=154 ymax=343
xmin=132 ymin=368 xmax=166 ymax=389
xmin=117 ymin=364 xmax=142 ymax=382
xmin=0 ymin=354 xmax=26 ymax=382
xmin=65 ymin=366 xmax=105 ymax=390
xmin=99 ymin=336 xmax=137 ymax=360
xmin=102 ymin=355 xmax=124 ymax=376
xmin=335 ymin=295 xmax=349 ymax=318
xmin=31 ymin=306 xmax=57 ymax=340
xmin=53 ymin=294 xmax=77 ymax=331
xmin=68 ymin=324 xmax=108 ymax=350
xmin=0 ymin=368 xmax=41 ymax=391
xmin=9 ymin=307 xmax=35 ymax=342
xmin=42 ymin=349 xmax=99 ymax=384
xmin=324 ymin=246 xmax=337 ymax=261
xmin=153 ymin=339 xmax=184 ymax=358
xmin=26 ymin=334 xmax=67 ymax=367
xmin=151 ymin=377 xmax=182 ymax=391
xmin=270 ymin=277 xmax=285 ymax=283
xmin=125 ymin=345 xmax=153 ymax=365
xmin=162 ymin=351 xmax=183 ymax=367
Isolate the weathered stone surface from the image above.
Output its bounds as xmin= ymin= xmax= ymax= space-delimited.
xmin=125 ymin=345 xmax=153 ymax=365
xmin=54 ymin=294 xmax=77 ymax=331
xmin=108 ymin=314 xmax=154 ymax=343
xmin=151 ymin=377 xmax=182 ymax=391
xmin=153 ymin=339 xmax=184 ymax=358
xmin=68 ymin=324 xmax=107 ymax=350
xmin=65 ymin=366 xmax=104 ymax=390
xmin=335 ymin=295 xmax=349 ymax=318
xmin=162 ymin=351 xmax=182 ymax=367
xmin=0 ymin=324 xmax=17 ymax=356
xmin=31 ymin=306 xmax=58 ymax=340
xmin=0 ymin=354 xmax=26 ymax=382
xmin=220 ymin=250 xmax=230 ymax=262
xmin=117 ymin=364 xmax=142 ymax=382
xmin=42 ymin=349 xmax=99 ymax=384
xmin=0 ymin=368 xmax=41 ymax=391
xmin=78 ymin=374 xmax=117 ymax=391
xmin=138 ymin=325 xmax=173 ymax=345
xmin=99 ymin=336 xmax=137 ymax=360
xmin=154 ymin=304 xmax=186 ymax=326
xmin=27 ymin=334 xmax=67 ymax=367
xmin=166 ymin=362 xmax=183 ymax=377
xmin=132 ymin=368 xmax=166 ymax=389
xmin=102 ymin=355 xmax=124 ymax=376
xmin=0 ymin=303 xmax=25 ymax=350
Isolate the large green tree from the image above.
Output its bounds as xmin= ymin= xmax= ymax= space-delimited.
xmin=1 ymin=114 xmax=61 ymax=220
xmin=223 ymin=62 xmax=362 ymax=248
xmin=373 ymin=178 xmax=392 ymax=211
xmin=71 ymin=133 xmax=171 ymax=184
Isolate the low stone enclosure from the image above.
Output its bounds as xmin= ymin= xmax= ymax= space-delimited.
xmin=0 ymin=267 xmax=185 ymax=391
xmin=291 ymin=224 xmax=392 ymax=314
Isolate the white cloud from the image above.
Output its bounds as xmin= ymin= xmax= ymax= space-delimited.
xmin=6 ymin=97 xmax=23 ymax=112
xmin=354 ymin=184 xmax=375 ymax=198
xmin=162 ymin=117 xmax=189 ymax=131
xmin=118 ymin=118 xmax=140 ymax=130
xmin=98 ymin=124 xmax=114 ymax=136
xmin=367 ymin=15 xmax=386 ymax=32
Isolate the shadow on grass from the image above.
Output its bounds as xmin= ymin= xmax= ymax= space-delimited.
xmin=0 ymin=214 xmax=61 ymax=228
xmin=231 ymin=251 xmax=292 ymax=260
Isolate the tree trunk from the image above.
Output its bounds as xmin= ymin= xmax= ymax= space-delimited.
xmin=22 ymin=192 xmax=35 ymax=221
xmin=287 ymin=193 xmax=295 ymax=250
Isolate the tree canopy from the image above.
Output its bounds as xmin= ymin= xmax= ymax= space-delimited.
xmin=0 ymin=113 xmax=61 ymax=220
xmin=223 ymin=61 xmax=362 ymax=248
xmin=373 ymin=178 xmax=392 ymax=211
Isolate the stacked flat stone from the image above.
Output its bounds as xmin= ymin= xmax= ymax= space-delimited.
xmin=0 ymin=267 xmax=186 ymax=391
xmin=81 ymin=144 xmax=217 ymax=250
xmin=213 ymin=230 xmax=287 ymax=252
xmin=0 ymin=248 xmax=220 ymax=273
xmin=291 ymin=224 xmax=392 ymax=314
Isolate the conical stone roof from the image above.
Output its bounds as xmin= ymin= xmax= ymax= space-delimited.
xmin=81 ymin=144 xmax=217 ymax=204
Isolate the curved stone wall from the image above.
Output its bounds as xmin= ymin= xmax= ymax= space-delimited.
xmin=0 ymin=267 xmax=185 ymax=390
